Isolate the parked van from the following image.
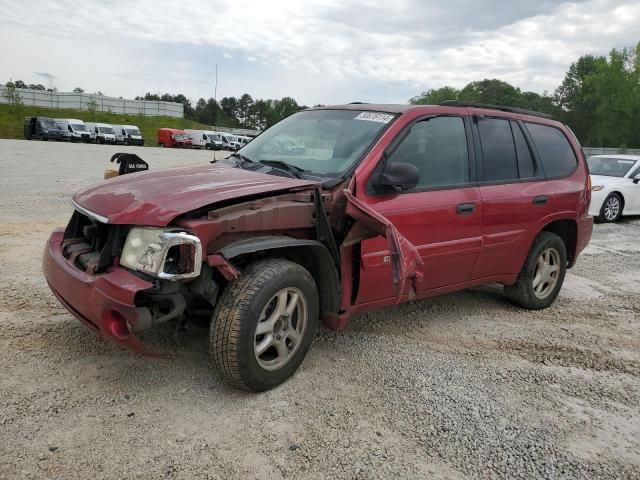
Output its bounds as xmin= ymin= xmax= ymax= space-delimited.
xmin=185 ymin=129 xmax=223 ymax=150
xmin=112 ymin=124 xmax=144 ymax=146
xmin=205 ymin=132 xmax=224 ymax=150
xmin=54 ymin=119 xmax=91 ymax=142
xmin=86 ymin=122 xmax=116 ymax=144
xmin=218 ymin=133 xmax=241 ymax=151
xmin=236 ymin=135 xmax=252 ymax=147
xmin=23 ymin=117 xmax=66 ymax=141
xmin=157 ymin=128 xmax=192 ymax=148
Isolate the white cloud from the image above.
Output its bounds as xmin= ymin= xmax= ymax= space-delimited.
xmin=0 ymin=0 xmax=638 ymax=104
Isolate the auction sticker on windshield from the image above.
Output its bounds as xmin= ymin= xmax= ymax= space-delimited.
xmin=354 ymin=112 xmax=395 ymax=123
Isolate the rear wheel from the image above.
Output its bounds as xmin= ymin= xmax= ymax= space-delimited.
xmin=504 ymin=231 xmax=567 ymax=310
xmin=598 ymin=193 xmax=623 ymax=222
xmin=210 ymin=258 xmax=318 ymax=391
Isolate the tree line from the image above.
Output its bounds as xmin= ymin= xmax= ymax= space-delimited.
xmin=5 ymin=42 xmax=640 ymax=146
xmin=410 ymin=42 xmax=640 ymax=149
xmin=134 ymin=92 xmax=310 ymax=130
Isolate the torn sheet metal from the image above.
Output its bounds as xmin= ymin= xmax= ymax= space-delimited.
xmin=343 ymin=178 xmax=424 ymax=303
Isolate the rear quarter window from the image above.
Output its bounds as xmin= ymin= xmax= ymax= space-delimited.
xmin=525 ymin=123 xmax=577 ymax=178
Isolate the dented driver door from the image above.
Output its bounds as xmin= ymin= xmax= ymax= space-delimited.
xmin=351 ymin=115 xmax=483 ymax=306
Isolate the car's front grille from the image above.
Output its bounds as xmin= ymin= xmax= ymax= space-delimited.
xmin=62 ymin=210 xmax=129 ymax=273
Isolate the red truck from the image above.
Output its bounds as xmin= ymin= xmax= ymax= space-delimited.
xmin=157 ymin=128 xmax=192 ymax=148
xmin=43 ymin=102 xmax=593 ymax=391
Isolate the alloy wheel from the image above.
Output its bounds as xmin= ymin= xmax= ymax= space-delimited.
xmin=532 ymin=247 xmax=561 ymax=299
xmin=254 ymin=287 xmax=308 ymax=371
xmin=604 ymin=196 xmax=620 ymax=221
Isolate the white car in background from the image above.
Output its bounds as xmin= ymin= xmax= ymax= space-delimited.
xmin=588 ymin=155 xmax=640 ymax=222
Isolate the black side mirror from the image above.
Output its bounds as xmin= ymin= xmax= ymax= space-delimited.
xmin=374 ymin=161 xmax=419 ymax=192
xmin=633 ymin=174 xmax=640 ymax=184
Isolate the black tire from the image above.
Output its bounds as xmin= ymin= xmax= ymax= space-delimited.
xmin=210 ymin=258 xmax=319 ymax=391
xmin=597 ymin=193 xmax=623 ymax=223
xmin=504 ymin=231 xmax=567 ymax=310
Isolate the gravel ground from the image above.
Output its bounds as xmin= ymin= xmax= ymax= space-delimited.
xmin=0 ymin=138 xmax=639 ymax=479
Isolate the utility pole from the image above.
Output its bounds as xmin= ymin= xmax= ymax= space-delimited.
xmin=214 ymin=63 xmax=218 ymax=129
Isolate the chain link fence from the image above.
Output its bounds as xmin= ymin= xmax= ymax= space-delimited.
xmin=0 ymin=86 xmax=184 ymax=118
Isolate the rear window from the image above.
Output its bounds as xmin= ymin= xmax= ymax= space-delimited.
xmin=525 ymin=123 xmax=577 ymax=178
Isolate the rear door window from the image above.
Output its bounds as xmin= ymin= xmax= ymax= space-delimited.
xmin=525 ymin=123 xmax=577 ymax=178
xmin=477 ymin=118 xmax=518 ymax=182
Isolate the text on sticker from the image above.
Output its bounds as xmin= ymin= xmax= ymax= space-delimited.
xmin=354 ymin=112 xmax=395 ymax=123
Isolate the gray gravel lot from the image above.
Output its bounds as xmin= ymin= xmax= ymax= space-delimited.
xmin=0 ymin=138 xmax=639 ymax=479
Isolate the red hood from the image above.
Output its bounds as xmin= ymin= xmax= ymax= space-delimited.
xmin=73 ymin=164 xmax=318 ymax=226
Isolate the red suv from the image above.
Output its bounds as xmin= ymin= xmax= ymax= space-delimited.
xmin=43 ymin=102 xmax=593 ymax=391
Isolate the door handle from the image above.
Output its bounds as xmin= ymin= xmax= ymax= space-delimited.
xmin=456 ymin=202 xmax=475 ymax=215
xmin=533 ymin=195 xmax=548 ymax=205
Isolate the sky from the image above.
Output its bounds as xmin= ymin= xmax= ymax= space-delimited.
xmin=0 ymin=0 xmax=639 ymax=106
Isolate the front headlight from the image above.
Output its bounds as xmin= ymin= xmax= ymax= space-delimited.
xmin=120 ymin=227 xmax=202 ymax=280
xmin=592 ymin=185 xmax=604 ymax=191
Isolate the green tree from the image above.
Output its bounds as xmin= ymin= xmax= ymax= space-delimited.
xmin=86 ymin=99 xmax=99 ymax=119
xmin=409 ymin=86 xmax=460 ymax=105
xmin=458 ymin=79 xmax=526 ymax=106
xmin=2 ymin=80 xmax=24 ymax=119
xmin=554 ymin=54 xmax=602 ymax=145
xmin=2 ymin=81 xmax=24 ymax=118
xmin=220 ymin=97 xmax=240 ymax=125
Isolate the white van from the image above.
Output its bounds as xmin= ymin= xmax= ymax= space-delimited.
xmin=236 ymin=135 xmax=252 ymax=147
xmin=86 ymin=122 xmax=116 ymax=144
xmin=112 ymin=124 xmax=144 ymax=146
xmin=54 ymin=119 xmax=91 ymax=142
xmin=184 ymin=129 xmax=208 ymax=149
xmin=185 ymin=129 xmax=223 ymax=150
xmin=204 ymin=132 xmax=224 ymax=150
xmin=217 ymin=132 xmax=241 ymax=151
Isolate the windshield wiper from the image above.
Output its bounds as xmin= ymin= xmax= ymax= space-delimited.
xmin=259 ymin=160 xmax=306 ymax=179
xmin=228 ymin=152 xmax=256 ymax=168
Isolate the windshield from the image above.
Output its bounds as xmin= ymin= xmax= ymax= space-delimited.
xmin=208 ymin=134 xmax=221 ymax=141
xmin=174 ymin=134 xmax=189 ymax=141
xmin=71 ymin=123 xmax=87 ymax=132
xmin=588 ymin=157 xmax=637 ymax=178
xmin=125 ymin=128 xmax=141 ymax=136
xmin=98 ymin=127 xmax=114 ymax=134
xmin=239 ymin=109 xmax=395 ymax=177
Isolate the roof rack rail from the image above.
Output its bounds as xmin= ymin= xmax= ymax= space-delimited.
xmin=349 ymin=101 xmax=367 ymax=104
xmin=439 ymin=100 xmax=554 ymax=120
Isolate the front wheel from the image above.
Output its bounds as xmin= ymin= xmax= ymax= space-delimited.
xmin=598 ymin=193 xmax=623 ymax=223
xmin=504 ymin=231 xmax=567 ymax=310
xmin=210 ymin=258 xmax=318 ymax=391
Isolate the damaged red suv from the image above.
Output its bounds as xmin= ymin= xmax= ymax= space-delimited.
xmin=43 ymin=102 xmax=593 ymax=391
